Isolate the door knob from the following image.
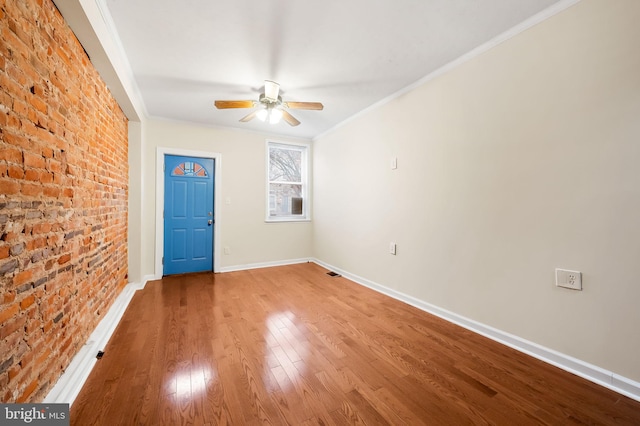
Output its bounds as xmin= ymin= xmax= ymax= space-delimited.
xmin=208 ymin=220 xmax=213 ymax=225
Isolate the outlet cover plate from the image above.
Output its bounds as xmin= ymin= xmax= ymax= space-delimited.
xmin=555 ymin=268 xmax=582 ymax=290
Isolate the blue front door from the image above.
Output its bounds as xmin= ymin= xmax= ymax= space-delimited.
xmin=163 ymin=155 xmax=214 ymax=275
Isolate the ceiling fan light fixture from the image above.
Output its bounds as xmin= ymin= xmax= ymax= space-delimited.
xmin=264 ymin=80 xmax=280 ymax=101
xmin=269 ymin=108 xmax=283 ymax=124
xmin=256 ymin=108 xmax=268 ymax=122
xmin=256 ymin=106 xmax=282 ymax=124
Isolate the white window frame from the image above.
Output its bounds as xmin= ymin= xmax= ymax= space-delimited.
xmin=265 ymin=140 xmax=311 ymax=222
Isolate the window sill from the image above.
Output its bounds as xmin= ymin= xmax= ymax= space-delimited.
xmin=265 ymin=217 xmax=311 ymax=223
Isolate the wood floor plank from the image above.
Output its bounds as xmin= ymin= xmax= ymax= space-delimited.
xmin=71 ymin=263 xmax=640 ymax=425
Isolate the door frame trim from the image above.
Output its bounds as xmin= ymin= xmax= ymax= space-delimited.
xmin=155 ymin=147 xmax=222 ymax=277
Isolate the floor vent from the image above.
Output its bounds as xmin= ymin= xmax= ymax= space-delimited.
xmin=326 ymin=271 xmax=341 ymax=277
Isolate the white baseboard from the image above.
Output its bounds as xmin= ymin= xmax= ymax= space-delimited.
xmin=44 ymin=277 xmax=150 ymax=405
xmin=311 ymin=258 xmax=640 ymax=403
xmin=143 ymin=273 xmax=161 ymax=283
xmin=218 ymin=257 xmax=312 ymax=273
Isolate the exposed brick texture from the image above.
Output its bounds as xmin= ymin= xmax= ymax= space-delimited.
xmin=0 ymin=0 xmax=128 ymax=402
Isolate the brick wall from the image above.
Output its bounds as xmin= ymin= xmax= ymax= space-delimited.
xmin=0 ymin=0 xmax=128 ymax=402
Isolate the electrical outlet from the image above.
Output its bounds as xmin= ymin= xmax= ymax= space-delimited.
xmin=389 ymin=242 xmax=397 ymax=255
xmin=555 ymin=268 xmax=582 ymax=290
xmin=223 ymin=246 xmax=231 ymax=255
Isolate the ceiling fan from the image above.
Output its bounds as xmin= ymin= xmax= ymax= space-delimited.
xmin=214 ymin=80 xmax=323 ymax=127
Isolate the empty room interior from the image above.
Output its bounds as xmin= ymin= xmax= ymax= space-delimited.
xmin=1 ymin=0 xmax=640 ymax=424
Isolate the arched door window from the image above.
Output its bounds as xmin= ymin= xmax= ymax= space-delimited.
xmin=171 ymin=161 xmax=208 ymax=177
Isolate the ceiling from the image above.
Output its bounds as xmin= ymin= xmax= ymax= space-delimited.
xmin=101 ymin=0 xmax=566 ymax=139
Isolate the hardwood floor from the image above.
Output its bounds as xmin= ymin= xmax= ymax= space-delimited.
xmin=71 ymin=263 xmax=640 ymax=425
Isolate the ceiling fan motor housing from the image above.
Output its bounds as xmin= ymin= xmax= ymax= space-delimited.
xmin=259 ymin=93 xmax=282 ymax=106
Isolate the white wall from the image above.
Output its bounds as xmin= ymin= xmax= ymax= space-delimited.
xmin=313 ymin=0 xmax=640 ymax=382
xmin=139 ymin=119 xmax=313 ymax=278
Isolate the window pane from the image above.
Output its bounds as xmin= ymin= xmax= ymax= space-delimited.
xmin=269 ymin=183 xmax=303 ymax=216
xmin=266 ymin=141 xmax=308 ymax=221
xmin=172 ymin=161 xmax=208 ymax=177
xmin=269 ymin=148 xmax=302 ymax=182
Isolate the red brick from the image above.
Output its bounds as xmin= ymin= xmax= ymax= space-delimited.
xmin=7 ymin=165 xmax=25 ymax=179
xmin=1 ymin=232 xmax=19 ymax=243
xmin=0 ymin=146 xmax=23 ymax=164
xmin=0 ymin=315 xmax=26 ymax=339
xmin=25 ymin=318 xmax=41 ymax=335
xmin=36 ymin=348 xmax=51 ymax=366
xmin=6 ymin=114 xmax=22 ymax=132
xmin=0 ymin=304 xmax=20 ymax=324
xmin=47 ymin=159 xmax=62 ymax=173
xmin=25 ymin=238 xmax=46 ymax=251
xmin=16 ymin=378 xmax=38 ymax=403
xmin=3 ymin=292 xmax=16 ymax=304
xmin=18 ymin=350 xmax=35 ymax=375
xmin=23 ymin=151 xmax=46 ymax=169
xmin=21 ymin=182 xmax=42 ymax=196
xmin=26 ymin=108 xmax=39 ymax=125
xmin=39 ymin=171 xmax=54 ymax=184
xmin=3 ymin=132 xmax=30 ymax=150
xmin=41 ymin=146 xmax=54 ymax=158
xmin=8 ymin=364 xmax=21 ymax=383
xmin=24 ymin=168 xmax=40 ymax=181
xmin=6 ymin=63 xmax=27 ymax=88
xmin=32 ymin=223 xmax=51 ymax=234
xmin=20 ymin=295 xmax=35 ymax=310
xmin=13 ymin=269 xmax=33 ymax=286
xmin=59 ymin=335 xmax=73 ymax=355
xmin=12 ymin=97 xmax=29 ymax=117
xmin=55 ymin=46 xmax=70 ymax=66
xmin=0 ymin=179 xmax=21 ymax=195
xmin=42 ymin=186 xmax=60 ymax=198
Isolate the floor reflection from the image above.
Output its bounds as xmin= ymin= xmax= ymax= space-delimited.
xmin=264 ymin=311 xmax=309 ymax=392
xmin=167 ymin=364 xmax=216 ymax=400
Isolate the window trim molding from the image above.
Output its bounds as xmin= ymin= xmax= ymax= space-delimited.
xmin=265 ymin=139 xmax=311 ymax=223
